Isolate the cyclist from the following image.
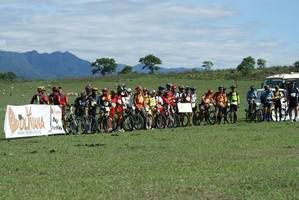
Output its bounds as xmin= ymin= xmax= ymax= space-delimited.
xmin=74 ymin=92 xmax=88 ymax=117
xmin=190 ymin=87 xmax=197 ymax=112
xmin=49 ymin=87 xmax=59 ymax=105
xmin=273 ymin=85 xmax=283 ymax=121
xmin=286 ymin=82 xmax=298 ymax=122
xmin=122 ymin=88 xmax=133 ymax=109
xmin=110 ymin=90 xmax=123 ymax=131
xmin=213 ymin=86 xmax=228 ymax=124
xmin=183 ymin=86 xmax=193 ymax=125
xmin=134 ymin=86 xmax=145 ymax=116
xmin=149 ymin=90 xmax=157 ymax=116
xmin=87 ymin=87 xmax=98 ymax=120
xmin=98 ymin=88 xmax=111 ymax=109
xmin=260 ymin=85 xmax=274 ymax=121
xmin=227 ymin=85 xmax=240 ymax=123
xmin=200 ymin=89 xmax=214 ymax=124
xmin=30 ymin=86 xmax=49 ymax=105
xmin=57 ymin=86 xmax=69 ymax=122
xmin=246 ymin=86 xmax=257 ymax=115
xmin=176 ymin=85 xmax=185 ymax=103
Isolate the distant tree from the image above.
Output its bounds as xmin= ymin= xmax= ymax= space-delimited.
xmin=119 ymin=65 xmax=133 ymax=74
xmin=294 ymin=60 xmax=299 ymax=68
xmin=201 ymin=61 xmax=213 ymax=71
xmin=257 ymin=58 xmax=266 ymax=69
xmin=139 ymin=54 xmax=162 ymax=74
xmin=91 ymin=58 xmax=117 ymax=75
xmin=237 ymin=56 xmax=256 ymax=75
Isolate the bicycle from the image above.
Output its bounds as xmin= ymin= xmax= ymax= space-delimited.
xmin=64 ymin=104 xmax=82 ymax=135
xmin=193 ymin=104 xmax=216 ymax=126
xmin=245 ymin=100 xmax=263 ymax=122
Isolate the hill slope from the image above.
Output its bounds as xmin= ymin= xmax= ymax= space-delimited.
xmin=0 ymin=50 xmax=91 ymax=79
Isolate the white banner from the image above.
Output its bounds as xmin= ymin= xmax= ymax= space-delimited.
xmin=177 ymin=103 xmax=193 ymax=113
xmin=4 ymin=105 xmax=65 ymax=139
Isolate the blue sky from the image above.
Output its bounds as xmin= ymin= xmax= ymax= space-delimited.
xmin=0 ymin=0 xmax=298 ymax=68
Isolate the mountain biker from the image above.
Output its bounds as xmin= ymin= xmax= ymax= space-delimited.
xmin=134 ymin=86 xmax=145 ymax=115
xmin=149 ymin=90 xmax=157 ymax=115
xmin=177 ymin=85 xmax=185 ymax=103
xmin=260 ymin=85 xmax=274 ymax=121
xmin=30 ymin=86 xmax=49 ymax=105
xmin=122 ymin=88 xmax=133 ymax=109
xmin=74 ymin=92 xmax=88 ymax=117
xmin=227 ymin=85 xmax=240 ymax=123
xmin=273 ymin=85 xmax=283 ymax=121
xmin=49 ymin=87 xmax=59 ymax=105
xmin=246 ymin=86 xmax=257 ymax=115
xmin=200 ymin=89 xmax=214 ymax=123
xmin=286 ymin=82 xmax=298 ymax=122
xmin=213 ymin=86 xmax=228 ymax=124
xmin=87 ymin=87 xmax=98 ymax=120
xmin=156 ymin=88 xmax=164 ymax=113
xmin=110 ymin=90 xmax=123 ymax=131
xmin=190 ymin=87 xmax=197 ymax=112
xmin=98 ymin=88 xmax=111 ymax=109
xmin=183 ymin=86 xmax=193 ymax=125
xmin=57 ymin=86 xmax=69 ymax=122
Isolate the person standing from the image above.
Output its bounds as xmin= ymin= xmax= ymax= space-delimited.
xmin=260 ymin=85 xmax=274 ymax=121
xmin=273 ymin=85 xmax=283 ymax=121
xmin=286 ymin=82 xmax=298 ymax=122
xmin=227 ymin=85 xmax=240 ymax=123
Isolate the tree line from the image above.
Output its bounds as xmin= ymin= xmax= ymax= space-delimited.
xmin=91 ymin=54 xmax=299 ymax=77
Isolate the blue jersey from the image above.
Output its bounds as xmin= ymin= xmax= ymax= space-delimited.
xmin=247 ymin=90 xmax=257 ymax=101
xmin=261 ymin=91 xmax=273 ymax=104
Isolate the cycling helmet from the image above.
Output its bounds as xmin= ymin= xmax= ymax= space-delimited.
xmin=250 ymin=85 xmax=255 ymax=90
xmin=92 ymin=87 xmax=98 ymax=91
xmin=190 ymin=87 xmax=196 ymax=91
xmin=218 ymin=86 xmax=224 ymax=90
xmin=207 ymin=89 xmax=213 ymax=94
xmin=230 ymin=85 xmax=236 ymax=89
xmin=158 ymin=86 xmax=165 ymax=91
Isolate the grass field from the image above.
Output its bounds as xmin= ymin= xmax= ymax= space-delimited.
xmin=0 ymin=74 xmax=298 ymax=199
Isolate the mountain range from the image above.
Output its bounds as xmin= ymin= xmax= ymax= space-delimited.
xmin=0 ymin=50 xmax=201 ymax=79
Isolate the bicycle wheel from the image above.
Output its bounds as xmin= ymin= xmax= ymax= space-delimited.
xmin=173 ymin=113 xmax=180 ymax=128
xmin=123 ymin=115 xmax=134 ymax=132
xmin=145 ymin=114 xmax=153 ymax=130
xmin=255 ymin=109 xmax=264 ymax=122
xmin=166 ymin=114 xmax=176 ymax=128
xmin=98 ymin=116 xmax=112 ymax=133
xmin=208 ymin=111 xmax=217 ymax=125
xmin=179 ymin=113 xmax=189 ymax=127
xmin=192 ymin=112 xmax=202 ymax=126
xmin=155 ymin=114 xmax=166 ymax=129
xmin=133 ymin=114 xmax=144 ymax=130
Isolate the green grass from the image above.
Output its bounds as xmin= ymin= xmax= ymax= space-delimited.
xmin=0 ymin=74 xmax=298 ymax=199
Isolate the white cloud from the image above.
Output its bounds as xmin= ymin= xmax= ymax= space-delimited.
xmin=0 ymin=0 xmax=297 ymax=68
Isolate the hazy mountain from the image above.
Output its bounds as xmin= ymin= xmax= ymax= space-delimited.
xmin=0 ymin=50 xmax=91 ymax=79
xmin=0 ymin=50 xmax=201 ymax=79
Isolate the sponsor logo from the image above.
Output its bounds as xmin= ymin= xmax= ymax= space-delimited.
xmin=8 ymin=106 xmax=45 ymax=133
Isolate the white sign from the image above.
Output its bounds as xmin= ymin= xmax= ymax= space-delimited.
xmin=4 ymin=105 xmax=65 ymax=139
xmin=177 ymin=103 xmax=193 ymax=113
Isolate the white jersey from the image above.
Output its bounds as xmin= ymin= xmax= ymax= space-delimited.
xmin=122 ymin=95 xmax=133 ymax=108
xmin=156 ymin=96 xmax=164 ymax=105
